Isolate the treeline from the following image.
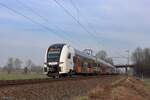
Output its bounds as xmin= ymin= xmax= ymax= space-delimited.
xmin=1 ymin=57 xmax=42 ymax=74
xmin=96 ymin=50 xmax=114 ymax=65
xmin=132 ymin=47 xmax=150 ymax=77
xmin=1 ymin=50 xmax=114 ymax=74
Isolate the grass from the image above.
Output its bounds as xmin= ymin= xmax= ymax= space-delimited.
xmin=144 ymin=78 xmax=150 ymax=90
xmin=0 ymin=72 xmax=47 ymax=80
xmin=79 ymin=96 xmax=88 ymax=100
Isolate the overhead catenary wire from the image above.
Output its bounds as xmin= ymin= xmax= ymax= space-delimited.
xmin=15 ymin=0 xmax=48 ymax=22
xmin=52 ymin=0 xmax=95 ymax=38
xmin=52 ymin=0 xmax=108 ymax=55
xmin=68 ymin=0 xmax=127 ymax=59
xmin=15 ymin=0 xmax=82 ymax=46
xmin=68 ymin=0 xmax=97 ymax=34
xmin=69 ymin=0 xmax=79 ymax=20
xmin=0 ymin=2 xmax=76 ymax=45
xmin=53 ymin=0 xmax=128 ymax=63
xmin=0 ymin=1 xmax=126 ymax=62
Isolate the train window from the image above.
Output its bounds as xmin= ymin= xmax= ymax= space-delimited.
xmin=68 ymin=53 xmax=71 ymax=59
xmin=94 ymin=63 xmax=97 ymax=67
xmin=73 ymin=56 xmax=76 ymax=63
xmin=98 ymin=64 xmax=101 ymax=67
xmin=81 ymin=62 xmax=84 ymax=67
xmin=88 ymin=63 xmax=91 ymax=67
xmin=83 ymin=62 xmax=88 ymax=67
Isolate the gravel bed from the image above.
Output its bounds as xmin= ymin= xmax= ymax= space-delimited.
xmin=0 ymin=76 xmax=123 ymax=100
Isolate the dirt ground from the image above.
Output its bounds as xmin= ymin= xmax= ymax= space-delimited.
xmin=0 ymin=76 xmax=121 ymax=100
xmin=0 ymin=75 xmax=148 ymax=100
xmin=88 ymin=76 xmax=150 ymax=100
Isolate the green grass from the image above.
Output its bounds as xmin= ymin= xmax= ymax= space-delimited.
xmin=78 ymin=96 xmax=88 ymax=100
xmin=144 ymin=78 xmax=150 ymax=90
xmin=0 ymin=72 xmax=47 ymax=80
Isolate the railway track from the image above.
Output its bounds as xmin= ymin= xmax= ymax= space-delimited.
xmin=0 ymin=75 xmax=127 ymax=100
xmin=0 ymin=75 xmax=121 ymax=87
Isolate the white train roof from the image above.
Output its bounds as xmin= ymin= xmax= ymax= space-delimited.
xmin=74 ymin=49 xmax=96 ymax=60
xmin=96 ymin=58 xmax=115 ymax=68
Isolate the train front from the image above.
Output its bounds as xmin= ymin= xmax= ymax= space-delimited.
xmin=43 ymin=44 xmax=65 ymax=78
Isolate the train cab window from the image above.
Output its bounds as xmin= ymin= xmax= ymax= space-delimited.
xmin=68 ymin=53 xmax=71 ymax=59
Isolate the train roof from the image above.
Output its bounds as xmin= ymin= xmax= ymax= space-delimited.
xmin=96 ymin=58 xmax=115 ymax=68
xmin=74 ymin=49 xmax=96 ymax=60
xmin=49 ymin=43 xmax=66 ymax=48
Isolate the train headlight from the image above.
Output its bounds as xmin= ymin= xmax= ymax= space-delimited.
xmin=48 ymin=62 xmax=58 ymax=65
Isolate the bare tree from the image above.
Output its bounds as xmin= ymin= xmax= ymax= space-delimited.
xmin=143 ymin=48 xmax=150 ymax=66
xmin=24 ymin=59 xmax=33 ymax=74
xmin=96 ymin=50 xmax=107 ymax=60
xmin=23 ymin=67 xmax=28 ymax=74
xmin=132 ymin=47 xmax=150 ymax=77
xmin=14 ymin=58 xmax=22 ymax=70
xmin=5 ymin=58 xmax=14 ymax=74
xmin=96 ymin=50 xmax=113 ymax=64
xmin=105 ymin=57 xmax=114 ymax=65
xmin=25 ymin=60 xmax=32 ymax=68
xmin=132 ymin=47 xmax=143 ymax=64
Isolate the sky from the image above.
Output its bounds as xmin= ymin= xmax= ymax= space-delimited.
xmin=0 ymin=0 xmax=150 ymax=66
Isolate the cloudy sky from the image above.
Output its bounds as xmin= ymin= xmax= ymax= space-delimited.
xmin=0 ymin=0 xmax=150 ymax=66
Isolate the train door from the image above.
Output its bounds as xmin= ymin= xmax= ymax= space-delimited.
xmin=66 ymin=52 xmax=74 ymax=72
xmin=101 ymin=64 xmax=107 ymax=74
xmin=89 ymin=61 xmax=94 ymax=73
xmin=76 ymin=56 xmax=81 ymax=73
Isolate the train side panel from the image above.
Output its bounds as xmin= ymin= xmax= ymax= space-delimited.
xmin=59 ymin=45 xmax=75 ymax=74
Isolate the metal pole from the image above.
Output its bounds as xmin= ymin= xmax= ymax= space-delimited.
xmin=126 ymin=50 xmax=129 ymax=74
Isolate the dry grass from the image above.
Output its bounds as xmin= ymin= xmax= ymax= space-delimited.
xmin=88 ymin=76 xmax=150 ymax=100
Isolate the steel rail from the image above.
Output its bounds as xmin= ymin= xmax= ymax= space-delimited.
xmin=0 ymin=75 xmax=118 ymax=87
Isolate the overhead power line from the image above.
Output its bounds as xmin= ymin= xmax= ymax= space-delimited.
xmin=52 ymin=0 xmax=94 ymax=37
xmin=15 ymin=0 xmax=82 ymax=46
xmin=52 ymin=0 xmax=127 ymax=60
xmin=0 ymin=3 xmax=53 ymax=33
xmin=0 ymin=1 xmax=126 ymax=60
xmin=67 ymin=0 xmax=127 ymax=58
xmin=0 ymin=2 xmax=73 ymax=43
xmin=69 ymin=0 xmax=79 ymax=20
xmin=52 ymin=0 xmax=109 ymax=53
xmin=16 ymin=0 xmax=48 ymax=22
